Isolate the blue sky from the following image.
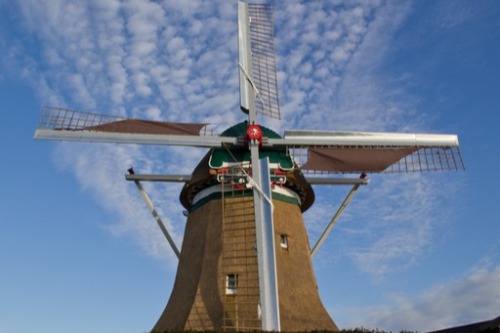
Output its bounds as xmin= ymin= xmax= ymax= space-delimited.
xmin=1 ymin=1 xmax=499 ymax=332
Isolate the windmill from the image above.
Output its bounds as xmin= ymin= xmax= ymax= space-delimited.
xmin=34 ymin=1 xmax=464 ymax=332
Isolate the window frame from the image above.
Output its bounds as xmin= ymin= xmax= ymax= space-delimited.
xmin=280 ymin=234 xmax=288 ymax=249
xmin=225 ymin=273 xmax=239 ymax=295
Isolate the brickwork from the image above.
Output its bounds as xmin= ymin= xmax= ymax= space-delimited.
xmin=221 ymin=195 xmax=260 ymax=331
xmin=153 ymin=191 xmax=338 ymax=332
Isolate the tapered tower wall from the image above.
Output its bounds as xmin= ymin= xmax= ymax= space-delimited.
xmin=273 ymin=199 xmax=338 ymax=331
xmin=152 ymin=191 xmax=337 ymax=332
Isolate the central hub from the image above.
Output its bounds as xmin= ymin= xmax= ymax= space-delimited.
xmin=246 ymin=123 xmax=263 ymax=146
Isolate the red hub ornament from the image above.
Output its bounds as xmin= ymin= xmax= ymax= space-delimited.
xmin=246 ymin=124 xmax=263 ymax=146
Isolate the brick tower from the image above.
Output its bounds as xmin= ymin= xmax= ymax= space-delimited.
xmin=152 ymin=123 xmax=337 ymax=332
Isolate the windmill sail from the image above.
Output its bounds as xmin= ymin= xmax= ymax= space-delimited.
xmin=34 ymin=106 xmax=235 ymax=147
xmin=269 ymin=129 xmax=464 ymax=173
xmin=248 ymin=3 xmax=281 ymax=120
xmin=239 ymin=2 xmax=281 ymax=331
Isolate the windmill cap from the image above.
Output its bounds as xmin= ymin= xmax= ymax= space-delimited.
xmin=179 ymin=122 xmax=315 ymax=212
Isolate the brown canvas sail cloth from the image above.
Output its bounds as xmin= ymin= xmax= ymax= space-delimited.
xmin=302 ymin=147 xmax=418 ymax=172
xmin=84 ymin=119 xmax=206 ymax=136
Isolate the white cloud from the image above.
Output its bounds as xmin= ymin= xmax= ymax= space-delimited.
xmin=52 ymin=142 xmax=188 ymax=263
xmin=275 ymin=0 xmax=390 ymax=131
xmin=13 ymin=0 xmax=464 ymax=281
xmin=336 ymin=264 xmax=500 ymax=332
xmin=279 ymin=1 xmax=464 ymax=280
xmin=307 ymin=173 xmax=462 ymax=279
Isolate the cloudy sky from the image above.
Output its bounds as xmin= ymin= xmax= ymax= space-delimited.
xmin=1 ymin=1 xmax=499 ymax=332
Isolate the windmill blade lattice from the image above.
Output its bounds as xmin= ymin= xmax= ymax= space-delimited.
xmin=248 ymin=3 xmax=281 ymax=120
xmin=34 ymin=106 xmax=236 ymax=148
xmin=279 ymin=129 xmax=465 ymax=173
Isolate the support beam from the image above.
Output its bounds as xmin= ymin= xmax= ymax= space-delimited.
xmin=306 ymin=177 xmax=369 ymax=186
xmin=126 ymin=174 xmax=191 ymax=182
xmin=127 ymin=169 xmax=181 ymax=259
xmin=310 ymin=182 xmax=363 ymax=258
xmin=125 ymin=173 xmax=369 ymax=186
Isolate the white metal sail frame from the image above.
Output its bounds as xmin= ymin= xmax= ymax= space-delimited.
xmin=34 ymin=106 xmax=234 ymax=148
xmin=34 ymin=121 xmax=464 ymax=174
xmin=35 ymin=127 xmax=459 ymax=147
xmin=278 ymin=130 xmax=460 ymax=147
xmin=271 ymin=130 xmax=464 ymax=174
xmin=239 ymin=1 xmax=281 ymax=331
xmin=34 ymin=128 xmax=236 ymax=147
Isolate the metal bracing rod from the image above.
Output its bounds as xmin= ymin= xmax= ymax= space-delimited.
xmin=128 ymin=170 xmax=180 ymax=259
xmin=310 ymin=183 xmax=363 ymax=258
xmin=306 ymin=177 xmax=370 ymax=186
xmin=125 ymin=174 xmax=192 ymax=183
xmin=126 ymin=174 xmax=370 ymax=186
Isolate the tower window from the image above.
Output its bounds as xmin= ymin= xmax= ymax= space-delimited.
xmin=226 ymin=274 xmax=238 ymax=295
xmin=280 ymin=234 xmax=288 ymax=249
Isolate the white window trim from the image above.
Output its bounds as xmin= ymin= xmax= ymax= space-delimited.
xmin=225 ymin=274 xmax=238 ymax=295
xmin=280 ymin=234 xmax=288 ymax=249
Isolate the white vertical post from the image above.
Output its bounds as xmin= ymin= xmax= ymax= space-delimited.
xmin=252 ymin=155 xmax=281 ymax=331
xmin=239 ymin=2 xmax=280 ymax=330
xmin=238 ymin=1 xmax=256 ymax=120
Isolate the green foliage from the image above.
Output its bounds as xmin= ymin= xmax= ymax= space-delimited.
xmin=150 ymin=329 xmax=417 ymax=333
xmin=340 ymin=328 xmax=417 ymax=333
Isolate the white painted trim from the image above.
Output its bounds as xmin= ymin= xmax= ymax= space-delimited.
xmin=192 ymin=183 xmax=301 ymax=206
